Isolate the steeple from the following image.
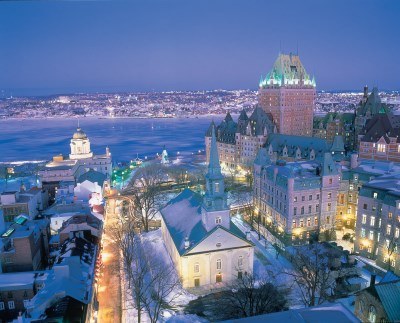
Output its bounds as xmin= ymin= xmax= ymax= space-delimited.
xmin=203 ymin=126 xmax=227 ymax=212
xmin=207 ymin=126 xmax=223 ymax=180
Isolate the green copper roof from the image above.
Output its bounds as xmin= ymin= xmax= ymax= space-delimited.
xmin=259 ymin=53 xmax=316 ymax=88
xmin=207 ymin=126 xmax=223 ymax=179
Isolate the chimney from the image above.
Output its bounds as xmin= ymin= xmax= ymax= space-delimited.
xmin=370 ymin=274 xmax=376 ymax=287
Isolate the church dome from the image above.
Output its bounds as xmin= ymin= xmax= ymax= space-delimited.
xmin=73 ymin=127 xmax=87 ymax=140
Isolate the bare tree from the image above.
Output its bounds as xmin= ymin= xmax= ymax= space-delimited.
xmin=140 ymin=249 xmax=182 ymax=323
xmin=202 ymin=272 xmax=287 ymax=320
xmin=285 ymin=242 xmax=336 ymax=307
xmin=125 ymin=164 xmax=165 ymax=232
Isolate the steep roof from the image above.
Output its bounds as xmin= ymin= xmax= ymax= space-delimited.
xmin=259 ymin=53 xmax=315 ymax=88
xmin=160 ymin=189 xmax=251 ymax=256
xmin=373 ymin=280 xmax=400 ymax=322
xmin=266 ymin=133 xmax=329 ymax=159
xmin=360 ymin=113 xmax=400 ymax=143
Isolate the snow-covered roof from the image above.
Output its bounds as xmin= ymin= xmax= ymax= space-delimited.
xmin=160 ymin=189 xmax=206 ymax=255
xmin=161 ymin=188 xmax=250 ymax=256
xmin=225 ymin=302 xmax=360 ymax=323
xmin=0 ymin=272 xmax=36 ymax=291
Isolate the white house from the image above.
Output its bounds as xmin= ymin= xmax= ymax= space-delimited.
xmin=161 ymin=126 xmax=254 ymax=289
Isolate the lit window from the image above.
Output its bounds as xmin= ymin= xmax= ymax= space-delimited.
xmin=369 ymin=231 xmax=374 ymax=240
xmin=292 ymin=220 xmax=296 ymax=228
xmin=328 ymin=193 xmax=332 ymax=199
xmin=373 ymin=192 xmax=378 ymax=199
xmin=368 ymin=305 xmax=376 ymax=323
xmin=387 ymin=225 xmax=392 ymax=235
xmin=8 ymin=301 xmax=15 ymax=310
xmin=217 ymin=259 xmax=222 ymax=270
xmin=362 ymin=214 xmax=367 ymax=224
xmin=389 ymin=212 xmax=393 ymax=219
xmin=396 ymin=228 xmax=399 ymax=238
xmin=361 ymin=228 xmax=366 ymax=238
xmin=370 ymin=216 xmax=375 ymax=227
xmin=377 ymin=144 xmax=386 ymax=153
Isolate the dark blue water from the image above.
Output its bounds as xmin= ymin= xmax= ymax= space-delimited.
xmin=0 ymin=117 xmax=224 ymax=162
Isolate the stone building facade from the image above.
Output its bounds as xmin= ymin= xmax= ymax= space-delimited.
xmin=253 ymin=150 xmax=340 ymax=244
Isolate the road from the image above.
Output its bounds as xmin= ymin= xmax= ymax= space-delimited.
xmin=97 ymin=204 xmax=122 ymax=323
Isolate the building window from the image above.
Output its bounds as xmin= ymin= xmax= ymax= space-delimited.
xmin=370 ymin=216 xmax=375 ymax=227
xmin=316 ymin=194 xmax=320 ymax=200
xmin=316 ymin=204 xmax=319 ymax=212
xmin=361 ymin=228 xmax=366 ymax=238
xmin=368 ymin=305 xmax=376 ymax=323
xmin=314 ymin=217 xmax=318 ymax=226
xmin=23 ymin=300 xmax=30 ymax=308
xmin=327 ymin=203 xmax=332 ymax=211
xmin=238 ymin=271 xmax=243 ymax=279
xmin=387 ymin=225 xmax=392 ymax=235
xmin=377 ymin=144 xmax=386 ymax=153
xmin=329 ymin=178 xmax=333 ymax=184
xmin=215 ymin=217 xmax=222 ymax=224
xmin=194 ymin=278 xmax=200 ymax=287
xmin=302 ymin=196 xmax=305 ymax=202
xmin=362 ymin=214 xmax=367 ymax=224
xmin=363 ymin=204 xmax=368 ymax=210
xmin=369 ymin=231 xmax=374 ymax=240
xmin=0 ymin=302 xmax=4 ymax=310
xmin=301 ymin=206 xmax=304 ymax=215
xmin=215 ymin=182 xmax=220 ymax=193
xmin=300 ymin=219 xmax=304 ymax=227
xmin=194 ymin=263 xmax=200 ymax=273
xmin=294 ymin=196 xmax=297 ymax=202
xmin=328 ymin=193 xmax=332 ymax=199
xmin=388 ymin=212 xmax=393 ymax=219
xmin=8 ymin=301 xmax=15 ymax=310
xmin=307 ymin=218 xmax=311 ymax=227
xmin=292 ymin=220 xmax=296 ymax=228
xmin=217 ymin=259 xmax=221 ymax=270
xmin=308 ymin=205 xmax=312 ymax=214
xmin=373 ymin=192 xmax=378 ymax=199
xmin=395 ymin=228 xmax=399 ymax=238
xmin=309 ymin=195 xmax=312 ymax=201
xmin=238 ymin=256 xmax=243 ymax=267
xmin=294 ymin=207 xmax=297 ymax=215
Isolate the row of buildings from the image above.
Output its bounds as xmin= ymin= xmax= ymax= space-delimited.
xmin=0 ymin=127 xmax=112 ymax=321
xmin=205 ymin=53 xmax=400 ymax=278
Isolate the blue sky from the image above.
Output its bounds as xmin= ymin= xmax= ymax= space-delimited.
xmin=0 ymin=0 xmax=399 ymax=95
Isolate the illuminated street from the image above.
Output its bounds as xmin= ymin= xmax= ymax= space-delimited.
xmin=98 ymin=204 xmax=122 ymax=323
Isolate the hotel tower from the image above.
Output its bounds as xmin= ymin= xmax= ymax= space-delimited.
xmin=258 ymin=53 xmax=316 ymax=136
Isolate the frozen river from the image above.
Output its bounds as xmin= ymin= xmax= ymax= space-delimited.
xmin=0 ymin=116 xmax=224 ymax=163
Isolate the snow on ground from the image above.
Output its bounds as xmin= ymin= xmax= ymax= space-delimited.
xmin=123 ymin=229 xmax=197 ymax=323
xmin=335 ymin=228 xmax=355 ymax=253
xmin=140 ymin=229 xmax=197 ymax=308
xmin=232 ymin=215 xmax=304 ymax=308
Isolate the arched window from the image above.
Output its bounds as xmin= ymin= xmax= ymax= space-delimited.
xmin=216 ymin=259 xmax=221 ymax=270
xmin=368 ymin=305 xmax=376 ymax=323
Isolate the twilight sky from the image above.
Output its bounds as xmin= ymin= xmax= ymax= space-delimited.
xmin=0 ymin=0 xmax=399 ymax=96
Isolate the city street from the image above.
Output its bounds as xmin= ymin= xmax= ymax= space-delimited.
xmin=98 ymin=207 xmax=122 ymax=323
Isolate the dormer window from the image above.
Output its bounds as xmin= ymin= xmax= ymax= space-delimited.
xmin=215 ymin=182 xmax=220 ymax=193
xmin=216 ymin=217 xmax=222 ymax=224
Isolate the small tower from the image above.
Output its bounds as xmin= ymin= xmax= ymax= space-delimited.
xmin=202 ymin=126 xmax=230 ymax=231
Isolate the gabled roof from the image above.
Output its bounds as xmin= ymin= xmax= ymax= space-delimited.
xmin=331 ymin=135 xmax=345 ymax=152
xmin=160 ymin=189 xmax=252 ymax=256
xmin=360 ymin=113 xmax=400 ymax=143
